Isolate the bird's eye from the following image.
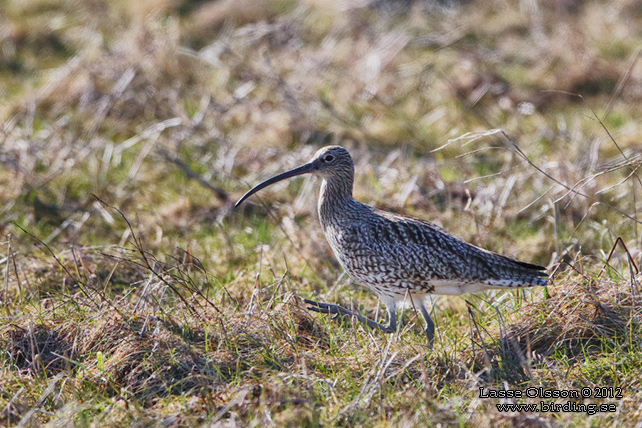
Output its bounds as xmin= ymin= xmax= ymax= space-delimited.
xmin=323 ymin=154 xmax=335 ymax=162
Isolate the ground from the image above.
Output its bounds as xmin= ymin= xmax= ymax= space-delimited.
xmin=1 ymin=0 xmax=642 ymax=426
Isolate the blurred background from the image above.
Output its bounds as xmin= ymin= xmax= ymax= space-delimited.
xmin=1 ymin=0 xmax=640 ymax=269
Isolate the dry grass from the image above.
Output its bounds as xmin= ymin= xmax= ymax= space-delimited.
xmin=1 ymin=0 xmax=642 ymax=426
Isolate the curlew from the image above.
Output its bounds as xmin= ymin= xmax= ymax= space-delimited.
xmin=235 ymin=146 xmax=548 ymax=345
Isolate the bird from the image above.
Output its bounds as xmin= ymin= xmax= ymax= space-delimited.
xmin=235 ymin=146 xmax=548 ymax=345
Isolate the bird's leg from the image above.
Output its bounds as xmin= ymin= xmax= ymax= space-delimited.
xmin=304 ymin=299 xmax=396 ymax=334
xmin=419 ymin=304 xmax=435 ymax=347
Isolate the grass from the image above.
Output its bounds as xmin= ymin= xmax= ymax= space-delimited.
xmin=1 ymin=0 xmax=642 ymax=426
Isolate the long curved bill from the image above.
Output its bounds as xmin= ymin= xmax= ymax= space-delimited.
xmin=235 ymin=161 xmax=317 ymax=208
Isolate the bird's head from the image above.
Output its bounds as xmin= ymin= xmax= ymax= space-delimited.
xmin=311 ymin=146 xmax=354 ymax=178
xmin=235 ymin=145 xmax=354 ymax=207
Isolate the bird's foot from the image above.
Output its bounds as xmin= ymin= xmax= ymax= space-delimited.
xmin=419 ymin=304 xmax=436 ymax=348
xmin=303 ymin=299 xmax=395 ymax=333
xmin=304 ymin=299 xmax=349 ymax=316
xmin=425 ymin=326 xmax=435 ymax=348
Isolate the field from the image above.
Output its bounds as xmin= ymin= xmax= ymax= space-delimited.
xmin=1 ymin=0 xmax=642 ymax=426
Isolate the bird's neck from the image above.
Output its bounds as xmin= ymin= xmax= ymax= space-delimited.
xmin=318 ymin=176 xmax=355 ymax=228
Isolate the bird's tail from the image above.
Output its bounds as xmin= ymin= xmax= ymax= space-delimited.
xmin=484 ymin=256 xmax=549 ymax=288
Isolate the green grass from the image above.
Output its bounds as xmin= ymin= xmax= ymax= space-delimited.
xmin=1 ymin=0 xmax=642 ymax=426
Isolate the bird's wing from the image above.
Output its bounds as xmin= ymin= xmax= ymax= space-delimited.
xmin=357 ymin=209 xmax=547 ymax=286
